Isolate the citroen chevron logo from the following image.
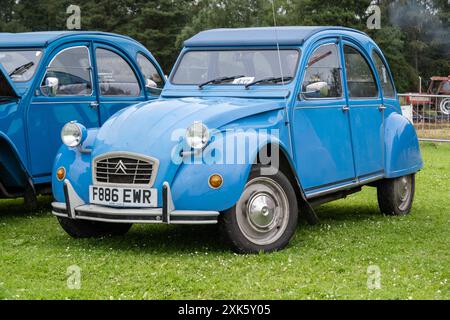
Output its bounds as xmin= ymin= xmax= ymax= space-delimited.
xmin=114 ymin=160 xmax=127 ymax=174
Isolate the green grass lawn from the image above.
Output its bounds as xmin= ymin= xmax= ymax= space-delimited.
xmin=0 ymin=142 xmax=449 ymax=300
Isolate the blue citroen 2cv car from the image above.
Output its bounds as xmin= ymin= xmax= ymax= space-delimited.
xmin=51 ymin=27 xmax=423 ymax=253
xmin=0 ymin=31 xmax=164 ymax=209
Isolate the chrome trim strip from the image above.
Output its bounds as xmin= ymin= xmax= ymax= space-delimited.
xmin=73 ymin=215 xmax=217 ymax=225
xmin=72 ymin=215 xmax=165 ymax=225
xmin=32 ymin=101 xmax=98 ymax=105
xmin=171 ymin=211 xmax=220 ymax=217
xmin=76 ymin=204 xmax=162 ymax=216
xmin=306 ymin=174 xmax=384 ymax=199
xmin=294 ymin=105 xmax=346 ymax=110
xmin=52 ymin=212 xmax=67 ymax=218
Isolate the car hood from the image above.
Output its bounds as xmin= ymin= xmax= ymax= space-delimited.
xmin=91 ymin=97 xmax=285 ymax=187
xmin=94 ymin=97 xmax=285 ymax=156
xmin=0 ymin=63 xmax=20 ymax=101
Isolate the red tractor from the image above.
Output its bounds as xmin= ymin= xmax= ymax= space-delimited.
xmin=405 ymin=76 xmax=450 ymax=116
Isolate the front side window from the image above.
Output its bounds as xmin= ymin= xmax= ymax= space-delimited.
xmin=372 ymin=51 xmax=395 ymax=98
xmin=301 ymin=43 xmax=343 ymax=99
xmin=137 ymin=53 xmax=164 ymax=89
xmin=42 ymin=46 xmax=92 ymax=96
xmin=96 ymin=48 xmax=140 ymax=96
xmin=171 ymin=49 xmax=299 ymax=86
xmin=0 ymin=50 xmax=43 ymax=82
xmin=344 ymin=45 xmax=378 ymax=98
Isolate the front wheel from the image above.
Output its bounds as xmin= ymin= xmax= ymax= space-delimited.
xmin=220 ymin=166 xmax=298 ymax=254
xmin=377 ymin=174 xmax=415 ymax=216
xmin=57 ymin=217 xmax=132 ymax=238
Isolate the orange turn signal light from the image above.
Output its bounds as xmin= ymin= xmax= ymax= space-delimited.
xmin=56 ymin=167 xmax=66 ymax=181
xmin=209 ymin=174 xmax=223 ymax=189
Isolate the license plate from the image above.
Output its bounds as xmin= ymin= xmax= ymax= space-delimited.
xmin=89 ymin=185 xmax=157 ymax=208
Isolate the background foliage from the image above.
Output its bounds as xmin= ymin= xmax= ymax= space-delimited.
xmin=0 ymin=0 xmax=448 ymax=92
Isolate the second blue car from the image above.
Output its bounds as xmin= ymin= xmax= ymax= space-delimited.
xmin=0 ymin=31 xmax=164 ymax=208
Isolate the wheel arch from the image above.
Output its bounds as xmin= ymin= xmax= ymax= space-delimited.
xmin=255 ymin=143 xmax=308 ymax=206
xmin=255 ymin=142 xmax=319 ymax=225
xmin=0 ymin=133 xmax=30 ymax=197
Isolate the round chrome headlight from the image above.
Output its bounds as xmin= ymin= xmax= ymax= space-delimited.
xmin=186 ymin=122 xmax=210 ymax=150
xmin=61 ymin=121 xmax=87 ymax=147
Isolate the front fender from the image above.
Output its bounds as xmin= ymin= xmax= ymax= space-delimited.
xmin=52 ymin=129 xmax=98 ymax=202
xmin=171 ymin=130 xmax=290 ymax=212
xmin=384 ymin=112 xmax=423 ymax=178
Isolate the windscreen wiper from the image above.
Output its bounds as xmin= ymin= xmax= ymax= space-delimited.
xmin=199 ymin=75 xmax=245 ymax=89
xmin=9 ymin=62 xmax=34 ymax=77
xmin=245 ymin=76 xmax=293 ymax=89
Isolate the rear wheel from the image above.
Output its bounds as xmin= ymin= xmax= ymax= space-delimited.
xmin=377 ymin=174 xmax=415 ymax=216
xmin=220 ymin=166 xmax=298 ymax=253
xmin=57 ymin=217 xmax=132 ymax=238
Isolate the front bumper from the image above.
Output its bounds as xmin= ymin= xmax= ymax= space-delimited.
xmin=52 ymin=180 xmax=220 ymax=225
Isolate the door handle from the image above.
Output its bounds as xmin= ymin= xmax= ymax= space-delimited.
xmin=379 ymin=104 xmax=387 ymax=112
xmin=342 ymin=105 xmax=350 ymax=112
xmin=90 ymin=102 xmax=100 ymax=109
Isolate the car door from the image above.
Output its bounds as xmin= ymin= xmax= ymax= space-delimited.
xmin=93 ymin=44 xmax=148 ymax=124
xmin=27 ymin=43 xmax=100 ymax=179
xmin=342 ymin=42 xmax=384 ymax=179
xmin=292 ymin=39 xmax=356 ymax=194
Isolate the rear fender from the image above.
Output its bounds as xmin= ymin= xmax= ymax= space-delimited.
xmin=384 ymin=112 xmax=423 ymax=178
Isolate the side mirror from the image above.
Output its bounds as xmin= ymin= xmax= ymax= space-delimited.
xmin=145 ymin=79 xmax=162 ymax=97
xmin=147 ymin=86 xmax=162 ymax=97
xmin=146 ymin=78 xmax=158 ymax=89
xmin=43 ymin=77 xmax=59 ymax=97
xmin=300 ymin=81 xmax=329 ymax=99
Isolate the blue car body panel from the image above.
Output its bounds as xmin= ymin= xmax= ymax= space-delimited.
xmin=52 ymin=27 xmax=423 ymax=213
xmin=0 ymin=31 xmax=164 ymax=197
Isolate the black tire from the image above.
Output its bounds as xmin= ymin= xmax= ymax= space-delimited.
xmin=377 ymin=174 xmax=415 ymax=216
xmin=220 ymin=166 xmax=298 ymax=254
xmin=57 ymin=217 xmax=132 ymax=238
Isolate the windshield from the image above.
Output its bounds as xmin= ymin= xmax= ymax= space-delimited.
xmin=0 ymin=50 xmax=43 ymax=82
xmin=171 ymin=49 xmax=300 ymax=86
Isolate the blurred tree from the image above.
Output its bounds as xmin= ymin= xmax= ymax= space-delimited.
xmin=176 ymin=0 xmax=272 ymax=48
xmin=0 ymin=0 xmax=447 ymax=90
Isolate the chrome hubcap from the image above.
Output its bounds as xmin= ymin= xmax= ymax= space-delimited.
xmin=247 ymin=193 xmax=277 ymax=229
xmin=396 ymin=176 xmax=412 ymax=211
xmin=236 ymin=177 xmax=290 ymax=246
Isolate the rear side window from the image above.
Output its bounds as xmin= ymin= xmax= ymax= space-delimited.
xmin=302 ymin=43 xmax=343 ymax=99
xmin=344 ymin=45 xmax=378 ymax=98
xmin=43 ymin=46 xmax=92 ymax=96
xmin=372 ymin=51 xmax=396 ymax=98
xmin=96 ymin=48 xmax=140 ymax=96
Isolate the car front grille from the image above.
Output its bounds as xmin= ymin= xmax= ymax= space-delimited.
xmin=93 ymin=154 xmax=157 ymax=186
